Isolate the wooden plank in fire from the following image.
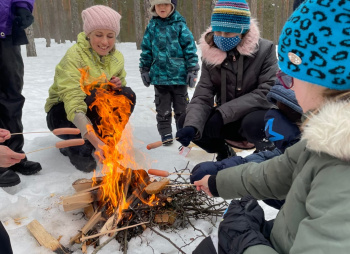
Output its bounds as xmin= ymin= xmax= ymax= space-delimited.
xmin=27 ymin=220 xmax=70 ymax=254
xmin=72 ymin=177 xmax=103 ymax=192
xmin=62 ymin=189 xmax=102 ymax=212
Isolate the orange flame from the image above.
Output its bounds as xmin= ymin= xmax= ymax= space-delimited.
xmin=79 ymin=68 xmax=157 ymax=218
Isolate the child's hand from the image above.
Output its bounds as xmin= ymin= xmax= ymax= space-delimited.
xmin=0 ymin=129 xmax=11 ymax=143
xmin=186 ymin=70 xmax=198 ymax=88
xmin=109 ymin=76 xmax=122 ymax=90
xmin=194 ymin=175 xmax=213 ymax=197
xmin=140 ymin=70 xmax=151 ymax=87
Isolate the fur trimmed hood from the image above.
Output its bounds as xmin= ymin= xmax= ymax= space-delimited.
xmin=302 ymin=101 xmax=350 ymax=161
xmin=199 ymin=19 xmax=260 ymax=66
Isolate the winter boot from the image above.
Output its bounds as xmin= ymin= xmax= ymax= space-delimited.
xmin=0 ymin=168 xmax=20 ymax=187
xmin=161 ymin=133 xmax=173 ymax=146
xmin=216 ymin=144 xmax=236 ymax=161
xmin=60 ymin=145 xmax=96 ymax=173
xmin=10 ymin=158 xmax=42 ymax=175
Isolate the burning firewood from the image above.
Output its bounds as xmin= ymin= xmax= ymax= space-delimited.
xmin=144 ymin=178 xmax=170 ymax=194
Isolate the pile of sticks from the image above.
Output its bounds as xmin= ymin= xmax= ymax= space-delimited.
xmin=61 ymin=164 xmax=229 ymax=254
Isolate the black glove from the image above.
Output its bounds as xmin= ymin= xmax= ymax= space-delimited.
xmin=190 ymin=155 xmax=245 ymax=184
xmin=14 ymin=8 xmax=34 ymax=29
xmin=140 ymin=69 xmax=151 ymax=87
xmin=190 ymin=161 xmax=221 ymax=184
xmin=186 ymin=70 xmax=198 ymax=88
xmin=218 ymin=196 xmax=272 ymax=254
xmin=175 ymin=126 xmax=196 ymax=147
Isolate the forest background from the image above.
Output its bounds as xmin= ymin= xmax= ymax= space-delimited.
xmin=25 ymin=0 xmax=297 ymax=56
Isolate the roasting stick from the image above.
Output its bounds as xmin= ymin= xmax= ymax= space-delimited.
xmin=26 ymin=139 xmax=85 ymax=154
xmin=148 ymin=169 xmax=191 ymax=177
xmin=11 ymin=127 xmax=81 ymax=136
xmin=80 ymin=221 xmax=149 ymax=241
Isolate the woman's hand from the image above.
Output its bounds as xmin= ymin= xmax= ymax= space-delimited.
xmin=0 ymin=129 xmax=11 ymax=143
xmin=0 ymin=145 xmax=25 ymax=167
xmin=194 ymin=175 xmax=213 ymax=197
xmin=83 ymin=131 xmax=107 ymax=162
xmin=109 ymin=76 xmax=122 ymax=90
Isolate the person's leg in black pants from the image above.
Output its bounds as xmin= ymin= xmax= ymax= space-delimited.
xmin=177 ymin=109 xmax=273 ymax=160
xmin=0 ymin=36 xmax=41 ymax=176
xmin=154 ymin=85 xmax=173 ymax=137
xmin=0 ymin=222 xmax=13 ymax=254
xmin=0 ymin=37 xmax=25 ymax=153
xmin=171 ymin=85 xmax=189 ymax=131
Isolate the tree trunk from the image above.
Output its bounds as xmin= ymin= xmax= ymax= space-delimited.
xmin=211 ymin=0 xmax=217 ymax=10
xmin=250 ymin=0 xmax=258 ymax=19
xmin=192 ymin=0 xmax=200 ymax=42
xmin=51 ymin=0 xmax=61 ymax=44
xmin=84 ymin=0 xmax=94 ymax=9
xmin=41 ymin=0 xmax=51 ymax=47
xmin=143 ymin=0 xmax=151 ymax=29
xmin=259 ymin=0 xmax=264 ymax=37
xmin=25 ymin=25 xmax=37 ymax=57
xmin=71 ymin=0 xmax=80 ymax=41
xmin=273 ymin=0 xmax=278 ymax=45
xmin=134 ymin=0 xmax=143 ymax=49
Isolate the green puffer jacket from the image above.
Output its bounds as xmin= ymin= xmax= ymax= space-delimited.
xmin=215 ymin=101 xmax=350 ymax=254
xmin=139 ymin=11 xmax=198 ymax=85
xmin=45 ymin=32 xmax=127 ymax=122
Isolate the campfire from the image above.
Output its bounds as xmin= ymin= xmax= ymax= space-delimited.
xmin=58 ymin=70 xmax=230 ymax=253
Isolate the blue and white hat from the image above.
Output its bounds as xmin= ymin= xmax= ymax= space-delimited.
xmin=278 ymin=0 xmax=350 ymax=90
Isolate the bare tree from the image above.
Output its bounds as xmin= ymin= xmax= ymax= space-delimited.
xmin=192 ymin=0 xmax=201 ymax=42
xmin=25 ymin=25 xmax=37 ymax=57
xmin=143 ymin=0 xmax=152 ymax=29
xmin=250 ymin=0 xmax=258 ymax=19
xmin=70 ymin=0 xmax=80 ymax=40
xmin=273 ymin=0 xmax=278 ymax=44
xmin=134 ymin=0 xmax=143 ymax=49
xmin=211 ymin=0 xmax=217 ymax=10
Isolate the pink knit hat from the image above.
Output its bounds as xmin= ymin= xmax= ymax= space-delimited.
xmin=82 ymin=5 xmax=122 ymax=36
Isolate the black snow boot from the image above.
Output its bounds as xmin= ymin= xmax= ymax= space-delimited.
xmin=60 ymin=144 xmax=96 ymax=173
xmin=216 ymin=144 xmax=236 ymax=161
xmin=161 ymin=133 xmax=173 ymax=146
xmin=9 ymin=158 xmax=42 ymax=175
xmin=0 ymin=168 xmax=20 ymax=187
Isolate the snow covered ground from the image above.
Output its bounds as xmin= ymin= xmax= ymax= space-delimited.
xmin=0 ymin=39 xmax=278 ymax=254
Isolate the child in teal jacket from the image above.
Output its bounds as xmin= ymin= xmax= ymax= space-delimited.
xmin=139 ymin=0 xmax=199 ymax=145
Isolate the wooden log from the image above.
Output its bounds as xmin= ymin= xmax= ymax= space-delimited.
xmin=82 ymin=211 xmax=102 ymax=235
xmin=145 ymin=178 xmax=170 ymax=194
xmin=83 ymin=205 xmax=95 ymax=219
xmin=72 ymin=177 xmax=103 ymax=192
xmin=27 ymin=220 xmax=70 ymax=254
xmin=62 ymin=189 xmax=102 ymax=212
xmin=69 ymin=232 xmax=82 ymax=245
xmin=154 ymin=211 xmax=177 ymax=225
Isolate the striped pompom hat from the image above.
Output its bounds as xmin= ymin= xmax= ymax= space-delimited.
xmin=211 ymin=0 xmax=251 ymax=34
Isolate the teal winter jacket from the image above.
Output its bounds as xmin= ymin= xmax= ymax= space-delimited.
xmin=139 ymin=11 xmax=198 ymax=85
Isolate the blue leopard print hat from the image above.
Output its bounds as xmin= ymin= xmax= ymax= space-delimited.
xmin=278 ymin=0 xmax=350 ymax=90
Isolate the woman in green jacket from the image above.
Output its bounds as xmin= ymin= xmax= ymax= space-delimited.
xmin=45 ymin=5 xmax=136 ymax=172
xmin=193 ymin=1 xmax=350 ymax=253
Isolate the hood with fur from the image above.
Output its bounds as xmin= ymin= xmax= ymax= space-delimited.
xmin=302 ymin=101 xmax=350 ymax=161
xmin=199 ymin=19 xmax=260 ymax=66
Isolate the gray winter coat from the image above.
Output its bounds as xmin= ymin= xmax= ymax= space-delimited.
xmin=216 ymin=101 xmax=350 ymax=254
xmin=184 ymin=20 xmax=278 ymax=137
